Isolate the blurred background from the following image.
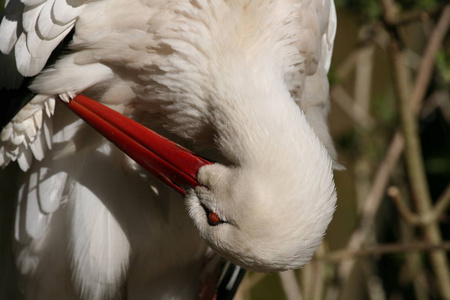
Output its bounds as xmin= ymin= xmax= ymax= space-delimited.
xmin=1 ymin=1 xmax=449 ymax=300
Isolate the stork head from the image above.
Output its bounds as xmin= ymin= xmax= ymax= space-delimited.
xmin=186 ymin=161 xmax=335 ymax=272
xmin=184 ymin=107 xmax=337 ymax=272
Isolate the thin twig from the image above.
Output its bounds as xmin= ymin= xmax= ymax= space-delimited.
xmin=389 ymin=6 xmax=445 ymax=26
xmin=318 ymin=242 xmax=450 ymax=262
xmin=337 ymin=3 xmax=450 ymax=295
xmin=380 ymin=0 xmax=399 ymax=24
xmin=338 ymin=132 xmax=405 ymax=280
xmin=410 ymin=5 xmax=450 ymax=109
xmin=391 ymin=184 xmax=450 ymax=226
xmin=353 ymin=41 xmax=376 ymax=208
xmin=279 ymin=271 xmax=303 ymax=300
xmin=334 ymin=47 xmax=364 ymax=81
xmin=354 ymin=41 xmax=374 ymax=115
xmin=388 ymin=186 xmax=421 ymax=225
xmin=311 ymin=245 xmax=327 ymax=300
xmin=362 ymin=260 xmax=387 ymax=300
xmin=420 ymin=90 xmax=450 ymax=119
xmin=301 ymin=244 xmax=327 ymax=300
xmin=389 ymin=5 xmax=450 ymax=298
xmin=398 ymin=198 xmax=431 ymax=300
xmin=331 ymin=85 xmax=375 ymax=127
xmin=427 ymin=185 xmax=450 ymax=224
xmin=237 ymin=272 xmax=266 ymax=294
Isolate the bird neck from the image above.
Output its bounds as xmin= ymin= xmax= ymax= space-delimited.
xmin=207 ymin=61 xmax=323 ymax=172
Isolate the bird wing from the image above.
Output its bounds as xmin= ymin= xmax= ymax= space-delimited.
xmin=1 ymin=2 xmax=206 ymax=299
xmin=0 ymin=0 xmax=85 ymax=83
xmin=13 ymin=138 xmax=134 ymax=299
xmin=0 ymin=0 xmax=86 ymax=171
xmin=0 ymin=3 xmax=91 ymax=295
xmin=292 ymin=0 xmax=342 ymax=169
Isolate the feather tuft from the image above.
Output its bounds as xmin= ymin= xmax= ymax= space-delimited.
xmin=0 ymin=96 xmax=55 ymax=170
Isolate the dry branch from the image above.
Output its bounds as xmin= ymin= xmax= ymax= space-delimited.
xmin=279 ymin=271 xmax=303 ymax=300
xmin=318 ymin=242 xmax=450 ymax=262
xmin=389 ymin=18 xmax=450 ymax=300
xmin=337 ymin=4 xmax=450 ymax=298
xmin=388 ymin=186 xmax=421 ymax=225
xmin=389 ymin=185 xmax=450 ymax=226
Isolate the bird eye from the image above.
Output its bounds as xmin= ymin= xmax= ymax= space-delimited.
xmin=201 ymin=203 xmax=225 ymax=226
xmin=208 ymin=211 xmax=222 ymax=226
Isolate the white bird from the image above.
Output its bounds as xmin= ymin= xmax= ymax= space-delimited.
xmin=0 ymin=0 xmax=340 ymax=299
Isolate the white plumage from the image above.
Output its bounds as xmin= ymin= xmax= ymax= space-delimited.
xmin=0 ymin=0 xmax=339 ymax=299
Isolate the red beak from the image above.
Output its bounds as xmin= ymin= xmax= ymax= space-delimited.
xmin=63 ymin=95 xmax=212 ymax=195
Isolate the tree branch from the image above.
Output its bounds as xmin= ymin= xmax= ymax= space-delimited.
xmin=388 ymin=5 xmax=450 ymax=298
xmin=338 ymin=4 xmax=450 ymax=297
xmin=318 ymin=242 xmax=450 ymax=262
xmin=279 ymin=271 xmax=303 ymax=300
xmin=388 ymin=186 xmax=421 ymax=225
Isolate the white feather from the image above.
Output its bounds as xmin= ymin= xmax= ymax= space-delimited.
xmin=69 ymin=181 xmax=130 ymax=300
xmin=0 ymin=147 xmax=6 ymax=166
xmin=36 ymin=0 xmax=59 ymax=39
xmin=324 ymin=0 xmax=337 ymax=72
xmin=0 ymin=123 xmax=13 ymax=142
xmin=33 ymin=109 xmax=43 ymax=130
xmin=0 ymin=0 xmax=86 ymax=78
xmin=44 ymin=96 xmax=55 ymax=118
xmin=38 ymin=167 xmax=68 ymax=214
xmin=23 ymin=25 xmax=74 ymax=76
xmin=10 ymin=133 xmax=26 ymax=146
xmin=0 ymin=95 xmax=55 ymax=171
xmin=14 ymin=183 xmax=27 ymax=243
xmin=14 ymin=33 xmax=46 ymax=76
xmin=42 ymin=112 xmax=53 ymax=150
xmin=0 ymin=18 xmax=18 ymax=54
xmin=29 ymin=131 xmax=46 ymax=161
xmin=30 ymin=60 xmax=115 ymax=96
xmin=53 ymin=0 xmax=85 ymax=24
xmin=22 ymin=2 xmax=44 ymax=34
xmin=25 ymin=171 xmax=52 ymax=239
xmin=32 ymin=2 xmax=77 ymax=54
xmin=25 ymin=118 xmax=38 ymax=140
xmin=17 ymin=146 xmax=33 ymax=171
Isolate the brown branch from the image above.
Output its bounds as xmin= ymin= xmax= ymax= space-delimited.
xmin=389 ymin=185 xmax=450 ymax=227
xmin=420 ymin=91 xmax=450 ymax=119
xmin=388 ymin=186 xmax=421 ymax=225
xmin=338 ymin=3 xmax=450 ymax=295
xmin=390 ymin=6 xmax=446 ymax=26
xmin=338 ymin=131 xmax=405 ymax=280
xmin=389 ymin=5 xmax=450 ymax=299
xmin=331 ymin=85 xmax=375 ymax=127
xmin=342 ymin=0 xmax=450 ymax=257
xmin=317 ymin=242 xmax=450 ymax=262
xmin=301 ymin=244 xmax=327 ymax=300
xmin=380 ymin=0 xmax=399 ymax=24
xmin=426 ymin=185 xmax=450 ymax=224
xmin=279 ymin=271 xmax=303 ymax=300
xmin=410 ymin=5 xmax=450 ymax=109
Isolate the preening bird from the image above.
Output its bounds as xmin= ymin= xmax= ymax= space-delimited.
xmin=0 ymin=0 xmax=340 ymax=299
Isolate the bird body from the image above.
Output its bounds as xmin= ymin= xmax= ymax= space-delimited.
xmin=0 ymin=0 xmax=339 ymax=299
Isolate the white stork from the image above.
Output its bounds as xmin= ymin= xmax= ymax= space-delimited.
xmin=0 ymin=0 xmax=340 ymax=299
